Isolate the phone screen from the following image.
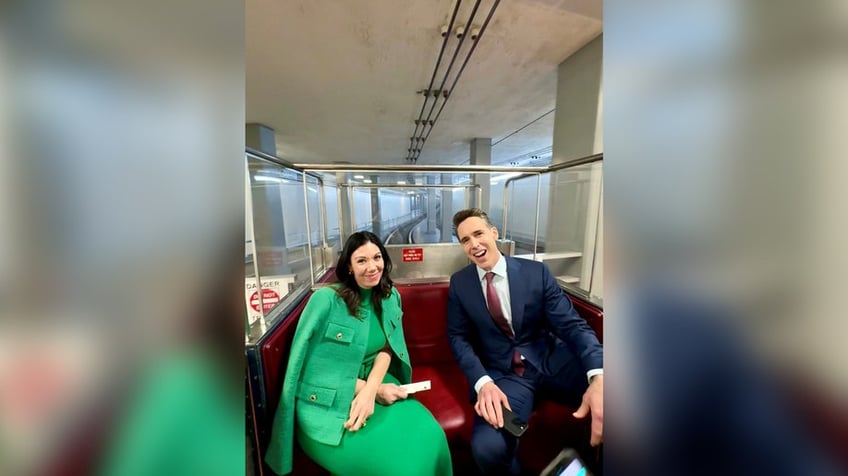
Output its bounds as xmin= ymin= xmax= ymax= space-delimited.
xmin=555 ymin=458 xmax=587 ymax=476
xmin=541 ymin=448 xmax=591 ymax=476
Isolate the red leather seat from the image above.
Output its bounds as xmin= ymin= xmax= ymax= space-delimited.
xmin=397 ymin=282 xmax=474 ymax=444
xmin=518 ymin=292 xmax=604 ymax=474
xmin=411 ymin=366 xmax=466 ymax=442
xmin=254 ymin=278 xmax=604 ymax=475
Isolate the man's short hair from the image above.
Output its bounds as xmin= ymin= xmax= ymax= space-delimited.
xmin=452 ymin=208 xmax=494 ymax=233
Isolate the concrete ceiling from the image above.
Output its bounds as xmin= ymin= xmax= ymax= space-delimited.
xmin=246 ymin=0 xmax=601 ymax=166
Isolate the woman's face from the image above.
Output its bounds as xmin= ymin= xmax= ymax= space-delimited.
xmin=349 ymin=241 xmax=384 ymax=289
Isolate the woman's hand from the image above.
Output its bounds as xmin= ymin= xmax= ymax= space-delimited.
xmin=376 ymin=383 xmax=408 ymax=405
xmin=347 ymin=350 xmax=392 ymax=431
xmin=344 ymin=386 xmax=376 ymax=432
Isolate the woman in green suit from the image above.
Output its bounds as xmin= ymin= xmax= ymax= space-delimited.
xmin=266 ymin=231 xmax=452 ymax=476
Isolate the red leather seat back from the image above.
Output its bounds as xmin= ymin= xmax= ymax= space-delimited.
xmin=396 ymin=282 xmax=475 ymax=443
xmin=260 ymin=295 xmax=310 ymax=423
xmin=257 ymin=276 xmax=337 ymax=476
xmin=569 ymin=293 xmax=603 ymax=344
xmin=395 ymin=282 xmax=455 ymax=366
xmin=261 ymin=273 xmax=338 ymax=421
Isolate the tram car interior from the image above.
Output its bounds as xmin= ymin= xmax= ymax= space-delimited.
xmin=245 ymin=151 xmax=604 ymax=475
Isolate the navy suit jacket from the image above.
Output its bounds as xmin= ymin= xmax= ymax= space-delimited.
xmin=447 ymin=255 xmax=603 ymax=388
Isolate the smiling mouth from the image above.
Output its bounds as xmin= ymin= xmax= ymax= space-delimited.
xmin=472 ymin=249 xmax=486 ymax=259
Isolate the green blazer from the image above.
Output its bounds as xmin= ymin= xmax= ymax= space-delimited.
xmin=265 ymin=285 xmax=412 ymax=475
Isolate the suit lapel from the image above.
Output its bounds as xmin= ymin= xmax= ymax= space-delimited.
xmin=506 ymin=257 xmax=525 ymax=337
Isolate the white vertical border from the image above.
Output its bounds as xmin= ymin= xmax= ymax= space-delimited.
xmin=580 ymin=162 xmax=602 ymax=289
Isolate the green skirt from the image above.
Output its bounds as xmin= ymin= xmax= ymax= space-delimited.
xmin=297 ymin=374 xmax=452 ymax=476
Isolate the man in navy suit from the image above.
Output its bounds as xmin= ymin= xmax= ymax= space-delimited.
xmin=447 ymin=208 xmax=604 ymax=475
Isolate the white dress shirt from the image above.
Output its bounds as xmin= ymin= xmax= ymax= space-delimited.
xmin=472 ymin=254 xmax=603 ymax=394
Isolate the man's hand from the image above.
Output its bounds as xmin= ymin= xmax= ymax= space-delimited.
xmin=376 ymin=383 xmax=408 ymax=405
xmin=573 ymin=374 xmax=603 ymax=446
xmin=344 ymin=386 xmax=376 ymax=432
xmin=475 ymin=381 xmax=511 ymax=428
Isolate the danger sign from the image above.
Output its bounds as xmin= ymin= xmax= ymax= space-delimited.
xmin=402 ymin=248 xmax=423 ymax=262
xmin=245 ymin=275 xmax=296 ymax=325
xmin=249 ymin=288 xmax=280 ymax=313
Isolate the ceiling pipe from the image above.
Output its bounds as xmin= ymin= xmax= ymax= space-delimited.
xmin=413 ymin=0 xmax=501 ymax=162
xmin=414 ymin=0 xmax=481 ymax=137
xmin=405 ymin=0 xmax=463 ymax=163
xmin=406 ymin=0 xmax=483 ymax=162
xmin=405 ymin=0 xmax=501 ymax=163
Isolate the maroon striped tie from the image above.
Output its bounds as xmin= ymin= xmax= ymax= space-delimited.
xmin=485 ymin=272 xmax=525 ymax=376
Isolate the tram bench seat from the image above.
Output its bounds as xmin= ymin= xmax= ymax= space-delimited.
xmin=259 ymin=289 xmax=327 ymax=475
xmin=396 ymin=282 xmax=603 ymax=474
xmin=398 ymin=281 xmax=604 ymax=475
xmin=259 ymin=280 xmax=603 ymax=475
xmin=396 ymin=282 xmax=474 ymax=445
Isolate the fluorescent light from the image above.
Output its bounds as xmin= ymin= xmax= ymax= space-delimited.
xmin=397 ymin=180 xmax=406 ymax=185
xmin=407 ymin=191 xmax=415 ymax=194
xmin=254 ymin=175 xmax=282 ymax=182
xmin=353 ymin=175 xmax=365 ymax=179
xmin=363 ymin=179 xmax=373 ymax=184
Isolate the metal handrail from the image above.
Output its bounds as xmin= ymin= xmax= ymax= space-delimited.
xmin=292 ymin=152 xmax=601 ymax=175
xmin=296 ymin=163 xmax=547 ymax=173
xmin=245 ymin=150 xmax=605 ymax=322
xmin=501 ymin=153 xmax=603 ymax=248
xmin=500 ymin=153 xmax=603 ymax=191
xmin=339 ymin=183 xmax=479 ymax=189
xmin=547 ymin=152 xmax=603 ymax=172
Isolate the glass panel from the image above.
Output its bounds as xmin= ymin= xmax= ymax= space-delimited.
xmin=244 ymin=161 xmax=602 ymax=342
xmin=377 ymin=188 xmax=419 ymax=242
xmin=490 ymin=171 xmax=531 ymax=231
xmin=503 ymin=174 xmax=546 ymax=255
xmin=304 ymin=174 xmax=324 ymax=276
xmin=539 ymin=162 xmax=603 ymax=302
xmin=296 ymin=171 xmax=482 ymax=245
xmin=245 ymin=154 xmax=314 ymax=336
xmin=498 ymin=161 xmax=602 ymax=304
xmin=324 ymin=183 xmax=340 ymax=248
xmin=305 ymin=175 xmax=322 ymax=247
xmin=589 ymin=177 xmax=603 ymax=302
xmin=441 ymin=176 xmax=463 ymax=240
xmin=245 ymin=159 xmax=257 ymax=337
xmin=352 ymin=187 xmax=373 ymax=233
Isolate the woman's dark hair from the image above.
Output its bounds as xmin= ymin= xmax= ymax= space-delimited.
xmin=334 ymin=231 xmax=394 ymax=319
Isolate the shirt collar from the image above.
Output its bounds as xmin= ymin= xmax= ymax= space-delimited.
xmin=477 ymin=253 xmax=507 ymax=282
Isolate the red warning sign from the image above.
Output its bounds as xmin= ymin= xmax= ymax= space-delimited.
xmin=402 ymin=247 xmax=423 ymax=262
xmin=249 ymin=288 xmax=281 ymax=312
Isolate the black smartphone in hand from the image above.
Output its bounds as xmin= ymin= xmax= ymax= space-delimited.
xmin=501 ymin=405 xmax=528 ymax=437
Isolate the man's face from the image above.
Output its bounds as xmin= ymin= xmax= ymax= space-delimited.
xmin=456 ymin=216 xmax=500 ymax=271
